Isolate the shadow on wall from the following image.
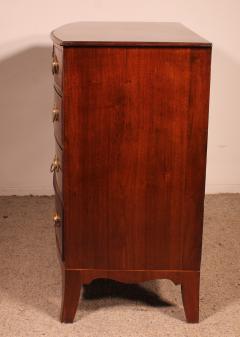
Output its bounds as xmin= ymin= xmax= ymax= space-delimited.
xmin=0 ymin=45 xmax=239 ymax=194
xmin=206 ymin=46 xmax=240 ymax=192
xmin=0 ymin=46 xmax=54 ymax=195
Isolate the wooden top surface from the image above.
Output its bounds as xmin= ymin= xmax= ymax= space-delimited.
xmin=51 ymin=22 xmax=211 ymax=47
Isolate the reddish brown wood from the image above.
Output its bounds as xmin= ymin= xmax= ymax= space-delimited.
xmin=63 ymin=47 xmax=211 ymax=271
xmin=53 ymin=180 xmax=63 ymax=257
xmin=74 ymin=269 xmax=190 ymax=285
xmin=181 ymin=49 xmax=211 ymax=270
xmin=51 ymin=22 xmax=211 ymax=47
xmin=50 ymin=22 xmax=212 ymax=324
xmin=53 ymin=88 xmax=63 ymax=149
xmin=181 ymin=271 xmax=200 ymax=323
xmin=60 ymin=269 xmax=81 ymax=323
xmin=54 ymin=141 xmax=62 ymax=198
xmin=52 ymin=45 xmax=63 ymax=94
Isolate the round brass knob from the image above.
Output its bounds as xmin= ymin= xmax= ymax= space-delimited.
xmin=50 ymin=155 xmax=61 ymax=172
xmin=52 ymin=56 xmax=59 ymax=75
xmin=53 ymin=213 xmax=61 ymax=226
xmin=52 ymin=105 xmax=59 ymax=122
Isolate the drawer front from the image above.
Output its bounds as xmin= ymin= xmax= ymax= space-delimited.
xmin=53 ymin=181 xmax=64 ymax=259
xmin=50 ymin=141 xmax=63 ymax=199
xmin=55 ymin=141 xmax=63 ymax=197
xmin=53 ymin=89 xmax=63 ymax=148
xmin=52 ymin=45 xmax=63 ymax=93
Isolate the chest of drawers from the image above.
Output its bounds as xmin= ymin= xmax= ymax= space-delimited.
xmin=50 ymin=22 xmax=211 ymax=323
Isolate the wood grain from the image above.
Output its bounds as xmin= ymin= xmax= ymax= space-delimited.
xmin=63 ymin=47 xmax=211 ymax=271
xmin=54 ymin=141 xmax=62 ymax=198
xmin=51 ymin=23 xmax=211 ymax=323
xmin=60 ymin=269 xmax=81 ymax=323
xmin=53 ymin=181 xmax=64 ymax=258
xmin=53 ymin=88 xmax=63 ymax=149
xmin=52 ymin=45 xmax=63 ymax=94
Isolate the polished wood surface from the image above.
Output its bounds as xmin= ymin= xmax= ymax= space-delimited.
xmin=53 ymin=181 xmax=63 ymax=258
xmin=54 ymin=141 xmax=62 ymax=198
xmin=53 ymin=88 xmax=63 ymax=149
xmin=50 ymin=22 xmax=212 ymax=323
xmin=60 ymin=269 xmax=81 ymax=323
xmin=51 ymin=22 xmax=211 ymax=47
xmin=52 ymin=45 xmax=63 ymax=94
xmin=63 ymin=47 xmax=211 ymax=272
xmin=181 ymin=272 xmax=200 ymax=323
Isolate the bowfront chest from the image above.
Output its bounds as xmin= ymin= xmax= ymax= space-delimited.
xmin=50 ymin=22 xmax=212 ymax=323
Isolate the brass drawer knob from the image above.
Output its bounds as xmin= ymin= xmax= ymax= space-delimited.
xmin=53 ymin=213 xmax=61 ymax=226
xmin=52 ymin=56 xmax=59 ymax=74
xmin=50 ymin=155 xmax=61 ymax=172
xmin=52 ymin=105 xmax=59 ymax=122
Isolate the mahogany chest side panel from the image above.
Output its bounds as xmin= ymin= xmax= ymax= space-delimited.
xmin=62 ymin=47 xmax=211 ymax=271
